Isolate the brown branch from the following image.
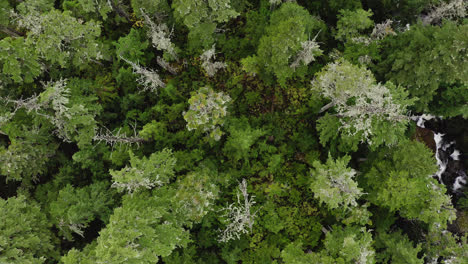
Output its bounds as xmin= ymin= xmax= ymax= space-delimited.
xmin=0 ymin=25 xmax=24 ymax=37
xmin=108 ymin=0 xmax=131 ymax=23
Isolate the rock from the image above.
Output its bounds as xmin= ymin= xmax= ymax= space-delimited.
xmin=414 ymin=126 xmax=436 ymax=153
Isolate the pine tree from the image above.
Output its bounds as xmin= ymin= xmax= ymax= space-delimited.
xmin=379 ymin=20 xmax=468 ymax=112
xmin=110 ymin=149 xmax=176 ymax=193
xmin=0 ymin=195 xmax=56 ymax=263
xmin=242 ymin=2 xmax=325 ymax=86
xmin=364 ymin=140 xmax=456 ymax=227
xmin=310 ymin=154 xmax=362 ymax=211
xmin=91 ymin=191 xmax=190 ymax=263
xmin=183 ymin=86 xmax=231 ymax=141
xmin=49 ymin=182 xmax=114 ymax=240
xmin=314 ymin=59 xmax=414 ymax=149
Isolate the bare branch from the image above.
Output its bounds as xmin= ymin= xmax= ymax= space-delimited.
xmin=290 ymin=31 xmax=322 ymax=70
xmin=141 ymin=9 xmax=178 ymax=60
xmin=157 ymin=56 xmax=178 ymax=75
xmin=218 ymin=179 xmax=258 ymax=243
xmin=93 ymin=126 xmax=146 ymax=148
xmin=200 ymin=45 xmax=227 ymax=77
xmin=120 ymin=55 xmax=165 ymax=93
xmin=421 ymin=0 xmax=467 ymax=25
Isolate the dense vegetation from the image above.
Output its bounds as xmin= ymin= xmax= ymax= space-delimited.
xmin=0 ymin=0 xmax=467 ymax=263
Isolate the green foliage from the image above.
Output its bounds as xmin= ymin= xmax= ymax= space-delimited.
xmin=223 ymin=118 xmax=267 ymax=162
xmin=139 ymin=120 xmax=168 ymax=141
xmin=281 ymin=242 xmax=316 ymax=263
xmin=114 ymin=28 xmax=150 ymax=62
xmin=90 ymin=191 xmax=191 ymax=263
xmin=49 ymin=182 xmax=114 ymax=240
xmin=314 ymin=59 xmax=413 ymax=150
xmin=368 ymin=0 xmax=439 ymax=24
xmin=16 ymin=0 xmax=54 ymax=15
xmin=315 ymin=225 xmax=375 ymax=263
xmin=0 ymin=0 xmax=11 ymax=26
xmin=187 ymin=22 xmax=217 ymax=52
xmin=131 ymin=0 xmax=170 ymax=18
xmin=110 ymin=148 xmax=176 ymax=193
xmin=183 ymin=86 xmax=231 ymax=141
xmin=0 ymin=37 xmax=41 ymax=83
xmin=380 ymin=21 xmax=468 ymax=112
xmin=172 ymin=0 xmax=239 ymax=53
xmin=335 ymin=9 xmax=374 ymax=42
xmin=63 ymin=0 xmax=112 ymax=20
xmin=21 ymin=9 xmax=102 ymax=68
xmin=174 ymin=170 xmax=219 ymax=223
xmin=172 ymin=0 xmax=239 ymax=29
xmin=316 ymin=113 xmax=360 ymax=153
xmin=310 ymin=154 xmax=362 ymax=211
xmin=0 ymin=195 xmax=56 ymax=264
xmin=1 ymin=79 xmax=101 ymax=148
xmin=61 ymin=242 xmax=97 ymax=264
xmin=54 ymin=78 xmax=102 ymax=147
xmin=364 ymin=140 xmax=456 ymax=227
xmin=0 ymin=124 xmax=57 ymax=182
xmin=0 ymin=1 xmax=466 ymax=262
xmin=242 ymin=2 xmax=326 ymax=86
xmin=327 ymin=0 xmax=362 ymax=12
xmin=431 ymin=84 xmax=468 ymax=118
xmin=375 ymin=231 xmax=424 ymax=264
xmin=424 ymin=227 xmax=468 ymax=262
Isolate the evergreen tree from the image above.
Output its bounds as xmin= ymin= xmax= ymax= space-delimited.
xmin=314 ymin=59 xmax=414 ymax=150
xmin=0 ymin=195 xmax=56 ymax=263
xmin=183 ymin=86 xmax=231 ymax=141
xmin=110 ymin=149 xmax=176 ymax=193
xmin=364 ymin=140 xmax=456 ymax=227
xmin=379 ymin=20 xmax=468 ymax=113
xmin=309 ymin=154 xmax=362 ymax=212
xmin=242 ymin=2 xmax=326 ymax=86
xmin=49 ymin=182 xmax=114 ymax=240
xmin=86 ymin=191 xmax=191 ymax=263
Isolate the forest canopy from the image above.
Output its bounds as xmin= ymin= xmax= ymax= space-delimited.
xmin=0 ymin=0 xmax=467 ymax=263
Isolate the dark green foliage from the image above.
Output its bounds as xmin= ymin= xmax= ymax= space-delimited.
xmin=0 ymin=0 xmax=11 ymax=27
xmin=0 ymin=0 xmax=466 ymax=263
xmin=49 ymin=182 xmax=115 ymax=240
xmin=366 ymin=0 xmax=439 ymax=24
xmin=187 ymin=22 xmax=217 ymax=52
xmin=223 ymin=118 xmax=267 ymax=162
xmin=114 ymin=28 xmax=150 ymax=62
xmin=375 ymin=231 xmax=424 ymax=264
xmin=379 ymin=20 xmax=468 ymax=112
xmin=131 ymin=0 xmax=171 ymax=18
xmin=0 ymin=123 xmax=57 ymax=182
